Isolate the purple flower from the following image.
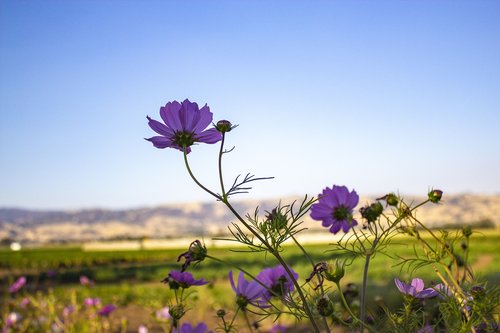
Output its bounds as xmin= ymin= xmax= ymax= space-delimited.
xmin=174 ymin=322 xmax=212 ymax=333
xmin=310 ymin=185 xmax=359 ymax=234
xmin=146 ymin=99 xmax=222 ymax=153
xmin=161 ymin=270 xmax=208 ymax=289
xmin=19 ymin=297 xmax=31 ymax=308
xmin=97 ymin=304 xmax=116 ymax=317
xmin=63 ymin=305 xmax=75 ymax=317
xmin=8 ymin=276 xmax=26 ymax=293
xmin=79 ymin=275 xmax=93 ymax=287
xmin=84 ymin=297 xmax=101 ymax=307
xmin=394 ymin=278 xmax=438 ymax=299
xmin=155 ymin=307 xmax=171 ymax=322
xmin=417 ymin=325 xmax=434 ymax=333
xmin=256 ymin=265 xmax=298 ymax=300
xmin=269 ymin=324 xmax=288 ymax=333
xmin=138 ymin=325 xmax=148 ymax=333
xmin=6 ymin=312 xmax=20 ymax=327
xmin=229 ymin=271 xmax=267 ymax=308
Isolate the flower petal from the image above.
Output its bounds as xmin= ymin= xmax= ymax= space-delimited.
xmin=395 ymin=278 xmax=412 ymax=295
xmin=416 ymin=288 xmax=438 ymax=298
xmin=229 ymin=271 xmax=237 ymax=293
xmin=329 ymin=223 xmax=342 ymax=234
xmin=193 ymin=104 xmax=213 ymax=133
xmin=180 ymin=99 xmax=201 ymax=130
xmin=145 ymin=136 xmax=174 ymax=149
xmin=411 ymin=278 xmax=425 ymax=292
xmin=196 ymin=128 xmax=222 ymax=144
xmin=147 ymin=116 xmax=174 ymax=136
xmin=160 ymin=101 xmax=182 ymax=131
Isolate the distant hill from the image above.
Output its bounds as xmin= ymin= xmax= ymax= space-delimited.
xmin=1 ymin=194 xmax=499 ymax=244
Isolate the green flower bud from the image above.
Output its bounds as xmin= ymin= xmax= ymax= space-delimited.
xmin=324 ymin=261 xmax=345 ymax=284
xmin=216 ymin=309 xmax=226 ymax=318
xmin=360 ymin=202 xmax=384 ymax=223
xmin=216 ymin=120 xmax=236 ymax=133
xmin=462 ymin=225 xmax=472 ymax=238
xmin=428 ymin=189 xmax=443 ymax=204
xmin=169 ymin=304 xmax=186 ymax=321
xmin=317 ymin=297 xmax=334 ymax=317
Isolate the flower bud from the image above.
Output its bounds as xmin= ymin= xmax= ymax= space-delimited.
xmin=216 ymin=309 xmax=226 ymax=318
xmin=169 ymin=304 xmax=186 ymax=321
xmin=428 ymin=189 xmax=443 ymax=204
xmin=377 ymin=193 xmax=399 ymax=206
xmin=324 ymin=261 xmax=345 ymax=284
xmin=316 ymin=297 xmax=334 ymax=317
xmin=360 ymin=202 xmax=384 ymax=223
xmin=216 ymin=120 xmax=235 ymax=133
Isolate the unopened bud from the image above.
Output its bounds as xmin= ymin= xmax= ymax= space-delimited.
xmin=360 ymin=202 xmax=384 ymax=223
xmin=216 ymin=309 xmax=226 ymax=318
xmin=216 ymin=120 xmax=235 ymax=133
xmin=377 ymin=193 xmax=399 ymax=206
xmin=317 ymin=297 xmax=334 ymax=317
xmin=462 ymin=225 xmax=472 ymax=238
xmin=428 ymin=189 xmax=443 ymax=204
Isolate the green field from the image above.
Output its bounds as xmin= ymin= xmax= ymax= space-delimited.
xmin=1 ymin=231 xmax=499 ymax=332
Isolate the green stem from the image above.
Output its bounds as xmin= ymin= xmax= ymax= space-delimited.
xmin=218 ymin=133 xmax=227 ymax=198
xmin=335 ymin=283 xmax=380 ymax=333
xmin=183 ymin=148 xmax=221 ymax=200
xmin=243 ymin=310 xmax=255 ymax=333
xmin=360 ymin=252 xmax=372 ymax=331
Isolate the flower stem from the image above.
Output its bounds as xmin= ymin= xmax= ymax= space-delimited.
xmin=218 ymin=133 xmax=227 ymax=198
xmin=183 ymin=148 xmax=221 ymax=200
xmin=335 ymin=282 xmax=380 ymax=333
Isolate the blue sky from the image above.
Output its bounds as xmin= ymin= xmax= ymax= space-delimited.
xmin=1 ymin=0 xmax=499 ymax=210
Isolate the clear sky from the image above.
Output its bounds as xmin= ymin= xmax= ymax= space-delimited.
xmin=1 ymin=0 xmax=499 ymax=210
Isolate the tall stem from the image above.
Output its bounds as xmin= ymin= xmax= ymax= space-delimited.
xmin=360 ymin=252 xmax=372 ymax=332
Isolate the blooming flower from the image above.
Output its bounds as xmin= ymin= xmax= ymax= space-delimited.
xmin=161 ymin=270 xmax=208 ymax=289
xmin=394 ymin=278 xmax=438 ymax=298
xmin=310 ymin=185 xmax=359 ymax=234
xmin=84 ymin=297 xmax=101 ymax=307
xmin=97 ymin=304 xmax=116 ymax=317
xmin=229 ymin=271 xmax=267 ymax=308
xmin=79 ymin=275 xmax=93 ymax=287
xmin=6 ymin=312 xmax=20 ymax=327
xmin=256 ymin=265 xmax=298 ymax=300
xmin=146 ymin=99 xmax=222 ymax=153
xmin=155 ymin=306 xmax=171 ymax=322
xmin=9 ymin=276 xmax=26 ymax=293
xmin=174 ymin=322 xmax=212 ymax=333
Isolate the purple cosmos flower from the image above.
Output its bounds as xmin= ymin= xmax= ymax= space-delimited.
xmin=310 ymin=185 xmax=359 ymax=234
xmin=256 ymin=265 xmax=298 ymax=300
xmin=146 ymin=99 xmax=222 ymax=153
xmin=161 ymin=270 xmax=208 ymax=289
xmin=8 ymin=276 xmax=26 ymax=293
xmin=394 ymin=278 xmax=438 ymax=299
xmin=84 ymin=297 xmax=101 ymax=307
xmin=174 ymin=323 xmax=212 ymax=333
xmin=97 ymin=304 xmax=116 ymax=317
xmin=229 ymin=271 xmax=267 ymax=308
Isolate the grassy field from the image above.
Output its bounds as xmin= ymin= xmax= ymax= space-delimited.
xmin=1 ymin=230 xmax=499 ymax=332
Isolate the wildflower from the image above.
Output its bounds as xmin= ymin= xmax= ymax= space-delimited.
xmin=394 ymin=278 xmax=438 ymax=298
xmin=161 ymin=270 xmax=208 ymax=289
xmin=79 ymin=275 xmax=94 ymax=287
xmin=155 ymin=307 xmax=171 ymax=322
xmin=257 ymin=265 xmax=298 ymax=300
xmin=19 ymin=297 xmax=31 ymax=308
xmin=8 ymin=276 xmax=26 ymax=293
xmin=146 ymin=99 xmax=222 ymax=153
xmin=84 ymin=297 xmax=101 ymax=307
xmin=174 ymin=322 xmax=212 ymax=333
xmin=177 ymin=240 xmax=207 ymax=272
xmin=228 ymin=271 xmax=267 ymax=309
xmin=310 ymin=185 xmax=359 ymax=234
xmin=6 ymin=312 xmax=20 ymax=327
xmin=269 ymin=324 xmax=288 ymax=333
xmin=138 ymin=325 xmax=148 ymax=333
xmin=63 ymin=305 xmax=75 ymax=317
xmin=97 ymin=304 xmax=116 ymax=317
